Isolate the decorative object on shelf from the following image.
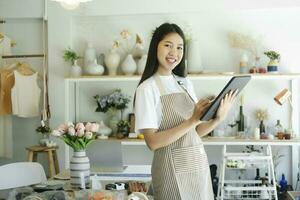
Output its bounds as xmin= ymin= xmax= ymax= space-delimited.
xmin=50 ymin=0 xmax=93 ymax=10
xmin=239 ymin=53 xmax=248 ymax=74
xmin=187 ymin=39 xmax=203 ymax=74
xmin=94 ymin=89 xmax=131 ymax=135
xmin=85 ymin=59 xmax=104 ymax=75
xmin=52 ymin=122 xmax=99 ymax=189
xmin=121 ymin=54 xmax=137 ymax=75
xmin=36 ymin=120 xmax=52 ymax=146
xmin=70 ymin=59 xmax=82 ymax=77
xmin=137 ymin=54 xmax=147 ymax=75
xmin=264 ymin=50 xmax=280 ymax=73
xmin=105 ymin=47 xmax=120 ymax=76
xmin=249 ymin=56 xmax=266 ymax=73
xmin=274 ymin=120 xmax=284 ymax=139
xmin=254 ymin=109 xmax=268 ymax=135
xmin=63 ymin=48 xmax=82 ymax=77
xmin=131 ymin=34 xmax=146 ymax=59
xmin=116 ymin=120 xmax=130 ymax=139
xmin=228 ymin=32 xmax=265 ymax=73
xmin=84 ymin=42 xmax=96 ymax=73
xmin=97 ymin=121 xmax=112 ymax=137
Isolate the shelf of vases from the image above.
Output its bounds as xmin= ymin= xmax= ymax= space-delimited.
xmin=65 ymin=73 xmax=300 ymax=82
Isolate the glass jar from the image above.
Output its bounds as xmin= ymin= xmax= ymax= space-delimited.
xmin=274 ymin=120 xmax=284 ymax=138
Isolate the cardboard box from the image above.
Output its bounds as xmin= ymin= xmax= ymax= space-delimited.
xmin=287 ymin=191 xmax=300 ymax=200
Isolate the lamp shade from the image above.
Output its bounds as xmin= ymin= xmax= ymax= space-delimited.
xmin=274 ymin=88 xmax=291 ymax=105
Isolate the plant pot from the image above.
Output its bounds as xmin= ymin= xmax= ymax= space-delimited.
xmin=39 ymin=134 xmax=50 ymax=146
xmin=267 ymin=59 xmax=279 ymax=73
xmin=70 ymin=60 xmax=82 ymax=77
xmin=70 ymin=151 xmax=90 ymax=189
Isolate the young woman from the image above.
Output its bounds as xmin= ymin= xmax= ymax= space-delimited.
xmin=134 ymin=23 xmax=237 ymax=200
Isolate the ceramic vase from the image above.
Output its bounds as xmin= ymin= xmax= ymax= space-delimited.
xmin=85 ymin=59 xmax=104 ymax=75
xmin=97 ymin=121 xmax=112 ymax=136
xmin=70 ymin=60 xmax=82 ymax=77
xmin=84 ymin=42 xmax=96 ymax=71
xmin=121 ymin=54 xmax=137 ymax=75
xmin=137 ymin=55 xmax=147 ymax=75
xmin=105 ymin=49 xmax=120 ymax=76
xmin=39 ymin=134 xmax=50 ymax=146
xmin=70 ymin=150 xmax=90 ymax=189
xmin=187 ymin=40 xmax=203 ymax=74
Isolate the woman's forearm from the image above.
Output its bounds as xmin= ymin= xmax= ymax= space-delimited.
xmin=143 ymin=118 xmax=200 ymax=151
xmin=196 ymin=117 xmax=222 ymax=137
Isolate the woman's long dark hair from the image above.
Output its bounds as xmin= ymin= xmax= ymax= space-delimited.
xmin=134 ymin=23 xmax=187 ymax=105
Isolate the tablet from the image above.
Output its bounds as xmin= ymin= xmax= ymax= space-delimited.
xmin=200 ymin=75 xmax=251 ymax=121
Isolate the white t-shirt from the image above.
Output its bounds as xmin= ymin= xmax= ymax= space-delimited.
xmin=134 ymin=74 xmax=197 ymax=133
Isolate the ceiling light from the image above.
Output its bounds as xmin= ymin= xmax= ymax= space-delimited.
xmin=51 ymin=0 xmax=92 ymax=10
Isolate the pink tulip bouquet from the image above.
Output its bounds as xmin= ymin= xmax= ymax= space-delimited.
xmin=52 ymin=122 xmax=99 ymax=151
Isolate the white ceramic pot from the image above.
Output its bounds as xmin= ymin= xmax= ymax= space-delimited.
xmin=70 ymin=60 xmax=82 ymax=77
xmin=97 ymin=121 xmax=112 ymax=136
xmin=84 ymin=42 xmax=96 ymax=70
xmin=70 ymin=151 xmax=90 ymax=189
xmin=85 ymin=59 xmax=104 ymax=75
xmin=121 ymin=54 xmax=137 ymax=75
xmin=187 ymin=40 xmax=203 ymax=74
xmin=137 ymin=55 xmax=147 ymax=75
xmin=105 ymin=49 xmax=120 ymax=76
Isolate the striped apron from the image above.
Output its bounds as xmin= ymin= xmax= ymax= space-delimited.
xmin=151 ymin=75 xmax=214 ymax=200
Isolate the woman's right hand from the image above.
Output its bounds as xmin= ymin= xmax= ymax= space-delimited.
xmin=190 ymin=98 xmax=212 ymax=124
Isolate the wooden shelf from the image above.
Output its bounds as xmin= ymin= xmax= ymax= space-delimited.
xmin=65 ymin=73 xmax=300 ymax=82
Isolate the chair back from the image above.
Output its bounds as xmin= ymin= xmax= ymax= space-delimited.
xmin=0 ymin=162 xmax=47 ymax=190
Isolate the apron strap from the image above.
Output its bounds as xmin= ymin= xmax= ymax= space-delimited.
xmin=154 ymin=74 xmax=167 ymax=96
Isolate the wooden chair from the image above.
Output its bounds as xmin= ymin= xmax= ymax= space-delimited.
xmin=26 ymin=146 xmax=60 ymax=178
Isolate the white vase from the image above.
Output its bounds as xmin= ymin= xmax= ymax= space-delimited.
xmin=187 ymin=40 xmax=203 ymax=74
xmin=70 ymin=60 xmax=82 ymax=77
xmin=105 ymin=49 xmax=120 ymax=76
xmin=137 ymin=55 xmax=147 ymax=75
xmin=39 ymin=134 xmax=50 ymax=146
xmin=84 ymin=42 xmax=96 ymax=72
xmin=70 ymin=151 xmax=90 ymax=189
xmin=121 ymin=54 xmax=137 ymax=75
xmin=97 ymin=121 xmax=112 ymax=136
xmin=85 ymin=59 xmax=104 ymax=75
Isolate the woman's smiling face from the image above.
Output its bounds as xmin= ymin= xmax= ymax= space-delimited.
xmin=156 ymin=32 xmax=184 ymax=75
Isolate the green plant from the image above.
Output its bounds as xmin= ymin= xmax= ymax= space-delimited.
xmin=117 ymin=120 xmax=130 ymax=129
xmin=264 ymin=50 xmax=280 ymax=60
xmin=36 ymin=125 xmax=51 ymax=135
xmin=63 ymin=48 xmax=80 ymax=65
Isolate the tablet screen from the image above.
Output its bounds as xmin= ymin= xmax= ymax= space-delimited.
xmin=200 ymin=76 xmax=251 ymax=121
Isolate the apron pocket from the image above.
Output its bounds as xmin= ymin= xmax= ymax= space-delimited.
xmin=171 ymin=145 xmax=206 ymax=174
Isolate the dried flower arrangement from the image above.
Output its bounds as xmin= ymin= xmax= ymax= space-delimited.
xmin=254 ymin=109 xmax=269 ymax=121
xmin=111 ymin=29 xmax=145 ymax=58
xmin=228 ymin=32 xmax=264 ymax=58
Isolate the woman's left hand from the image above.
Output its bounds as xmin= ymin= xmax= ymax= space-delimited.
xmin=215 ymin=89 xmax=238 ymax=122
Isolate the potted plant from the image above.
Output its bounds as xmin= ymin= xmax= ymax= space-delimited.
xmin=36 ymin=122 xmax=52 ymax=146
xmin=63 ymin=47 xmax=82 ymax=77
xmin=52 ymin=122 xmax=99 ymax=188
xmin=94 ymin=89 xmax=131 ymax=135
xmin=264 ymin=50 xmax=280 ymax=73
xmin=116 ymin=120 xmax=130 ymax=139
